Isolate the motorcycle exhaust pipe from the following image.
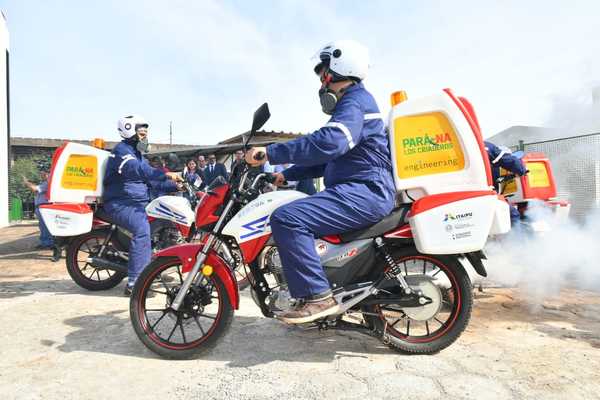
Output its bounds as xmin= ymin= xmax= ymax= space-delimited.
xmin=87 ymin=257 xmax=128 ymax=274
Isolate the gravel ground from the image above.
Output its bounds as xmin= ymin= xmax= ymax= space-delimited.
xmin=1 ymin=224 xmax=599 ymax=400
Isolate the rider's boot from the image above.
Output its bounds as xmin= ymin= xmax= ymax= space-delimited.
xmin=276 ymin=291 xmax=340 ymax=324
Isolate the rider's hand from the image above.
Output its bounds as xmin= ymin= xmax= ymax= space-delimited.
xmin=245 ymin=147 xmax=267 ymax=166
xmin=166 ymin=172 xmax=184 ymax=182
xmin=272 ymin=172 xmax=286 ymax=187
xmin=176 ymin=182 xmax=185 ymax=192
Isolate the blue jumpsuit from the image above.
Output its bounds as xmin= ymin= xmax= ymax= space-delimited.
xmin=103 ymin=140 xmax=174 ymax=287
xmin=267 ymin=82 xmax=396 ymax=299
xmin=484 ymin=141 xmax=527 ymax=223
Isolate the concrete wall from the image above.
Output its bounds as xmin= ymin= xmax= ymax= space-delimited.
xmin=0 ymin=13 xmax=9 ymax=228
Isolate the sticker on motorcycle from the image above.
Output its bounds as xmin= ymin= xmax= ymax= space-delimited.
xmin=336 ymin=248 xmax=358 ymax=262
xmin=240 ymin=215 xmax=270 ymax=239
xmin=316 ymin=242 xmax=328 ymax=255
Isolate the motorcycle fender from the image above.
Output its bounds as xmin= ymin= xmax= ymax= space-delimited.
xmin=153 ymin=243 xmax=239 ymax=309
xmin=464 ymin=251 xmax=487 ymax=277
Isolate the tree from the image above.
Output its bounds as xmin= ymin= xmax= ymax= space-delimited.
xmin=9 ymin=155 xmax=51 ymax=203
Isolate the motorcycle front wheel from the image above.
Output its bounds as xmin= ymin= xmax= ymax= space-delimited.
xmin=130 ymin=256 xmax=233 ymax=359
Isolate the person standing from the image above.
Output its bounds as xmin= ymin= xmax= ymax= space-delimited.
xmin=204 ymin=154 xmax=228 ymax=186
xmin=231 ymin=150 xmax=245 ymax=174
xmin=182 ymin=159 xmax=203 ymax=186
xmin=23 ymin=170 xmax=61 ymax=261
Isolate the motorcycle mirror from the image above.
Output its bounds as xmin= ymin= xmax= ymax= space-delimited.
xmin=244 ymin=103 xmax=270 ymax=150
xmin=251 ymin=103 xmax=270 ymax=135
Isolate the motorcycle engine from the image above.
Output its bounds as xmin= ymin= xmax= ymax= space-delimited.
xmin=259 ymin=246 xmax=293 ymax=312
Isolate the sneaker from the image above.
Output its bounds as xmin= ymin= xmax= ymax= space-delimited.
xmin=51 ymin=246 xmax=62 ymax=262
xmin=276 ymin=295 xmax=340 ymax=324
xmin=123 ymin=286 xmax=133 ymax=297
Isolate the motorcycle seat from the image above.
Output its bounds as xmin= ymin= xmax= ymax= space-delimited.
xmin=95 ymin=207 xmax=117 ymax=225
xmin=339 ymin=205 xmax=411 ymax=242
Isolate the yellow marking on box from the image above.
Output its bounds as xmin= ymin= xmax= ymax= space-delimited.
xmin=500 ymin=168 xmax=517 ymax=194
xmin=525 ymin=161 xmax=550 ymax=188
xmin=60 ymin=154 xmax=98 ymax=190
xmin=393 ymin=112 xmax=465 ymax=179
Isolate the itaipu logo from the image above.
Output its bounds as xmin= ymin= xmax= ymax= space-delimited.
xmin=65 ymin=165 xmax=94 ymax=178
xmin=443 ymin=212 xmax=473 ymax=222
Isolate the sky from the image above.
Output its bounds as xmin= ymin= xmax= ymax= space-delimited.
xmin=1 ymin=0 xmax=600 ymax=144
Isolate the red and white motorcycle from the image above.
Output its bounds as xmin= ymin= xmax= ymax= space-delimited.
xmin=60 ymin=182 xmax=202 ymax=291
xmin=129 ymin=104 xmax=485 ymax=359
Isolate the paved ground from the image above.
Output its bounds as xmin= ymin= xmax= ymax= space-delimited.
xmin=1 ymin=224 xmax=599 ymax=399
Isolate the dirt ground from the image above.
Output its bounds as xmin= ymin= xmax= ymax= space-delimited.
xmin=1 ymin=224 xmax=599 ymax=400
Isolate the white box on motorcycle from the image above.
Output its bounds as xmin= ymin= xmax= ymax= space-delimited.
xmin=388 ymin=89 xmax=510 ymax=254
xmin=38 ymin=142 xmax=110 ymax=236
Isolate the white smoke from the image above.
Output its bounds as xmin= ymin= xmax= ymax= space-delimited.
xmin=481 ymin=85 xmax=600 ymax=302
xmin=483 ymin=203 xmax=600 ymax=303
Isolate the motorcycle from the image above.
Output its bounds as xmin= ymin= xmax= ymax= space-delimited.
xmin=128 ymin=103 xmax=482 ymax=359
xmin=496 ymin=150 xmax=570 ymax=234
xmin=64 ymin=182 xmax=202 ymax=291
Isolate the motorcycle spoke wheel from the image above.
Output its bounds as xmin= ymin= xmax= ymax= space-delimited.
xmin=66 ymin=231 xmax=126 ymax=290
xmin=377 ymin=257 xmax=459 ymax=343
xmin=137 ymin=262 xmax=224 ymax=350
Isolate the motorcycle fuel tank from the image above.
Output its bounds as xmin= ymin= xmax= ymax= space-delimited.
xmin=222 ymin=190 xmax=308 ymax=243
xmin=146 ymin=195 xmax=195 ymax=227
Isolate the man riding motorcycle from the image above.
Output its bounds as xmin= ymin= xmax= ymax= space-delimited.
xmin=484 ymin=141 xmax=527 ymax=224
xmin=246 ymin=40 xmax=396 ymax=324
xmin=103 ymin=115 xmax=183 ymax=296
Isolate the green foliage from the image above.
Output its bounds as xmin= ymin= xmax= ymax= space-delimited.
xmin=9 ymin=155 xmax=51 ymax=202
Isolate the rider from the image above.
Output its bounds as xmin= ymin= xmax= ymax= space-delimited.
xmin=484 ymin=141 xmax=527 ymax=224
xmin=246 ymin=40 xmax=396 ymax=324
xmin=103 ymin=115 xmax=183 ymax=295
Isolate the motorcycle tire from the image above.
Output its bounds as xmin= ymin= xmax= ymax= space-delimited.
xmin=66 ymin=229 xmax=127 ymax=291
xmin=363 ymin=247 xmax=472 ymax=355
xmin=130 ymin=256 xmax=234 ymax=359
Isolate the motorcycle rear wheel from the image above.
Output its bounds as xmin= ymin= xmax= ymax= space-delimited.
xmin=66 ymin=230 xmax=127 ymax=291
xmin=130 ymin=256 xmax=233 ymax=359
xmin=363 ymin=247 xmax=472 ymax=354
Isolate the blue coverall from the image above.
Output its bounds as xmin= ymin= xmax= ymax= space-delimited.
xmin=267 ymin=82 xmax=396 ymax=299
xmin=103 ymin=140 xmax=175 ymax=287
xmin=484 ymin=141 xmax=527 ymax=223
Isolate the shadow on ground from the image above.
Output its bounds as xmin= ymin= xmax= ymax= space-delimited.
xmin=0 ymin=278 xmax=125 ymax=299
xmin=54 ymin=308 xmax=390 ymax=366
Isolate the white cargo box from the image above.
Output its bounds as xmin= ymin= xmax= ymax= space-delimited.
xmin=38 ymin=203 xmax=93 ymax=237
xmin=409 ymin=191 xmax=509 ymax=254
xmin=47 ymin=142 xmax=111 ymax=203
xmin=388 ymin=89 xmax=493 ymax=202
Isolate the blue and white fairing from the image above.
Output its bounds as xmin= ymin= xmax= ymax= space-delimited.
xmin=222 ymin=190 xmax=308 ymax=243
xmin=146 ymin=195 xmax=196 ymax=227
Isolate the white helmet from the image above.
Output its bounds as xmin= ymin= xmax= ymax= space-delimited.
xmin=312 ymin=40 xmax=369 ymax=82
xmin=117 ymin=114 xmax=148 ymax=139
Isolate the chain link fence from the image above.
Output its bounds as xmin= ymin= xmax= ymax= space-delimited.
xmin=514 ymin=132 xmax=600 ymax=223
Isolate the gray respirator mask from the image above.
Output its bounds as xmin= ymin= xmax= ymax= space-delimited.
xmin=319 ymin=87 xmax=338 ymax=115
xmin=136 ymin=137 xmax=151 ymax=154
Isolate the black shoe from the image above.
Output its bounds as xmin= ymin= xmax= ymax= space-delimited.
xmin=123 ymin=286 xmax=132 ymax=297
xmin=51 ymin=247 xmax=62 ymax=262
